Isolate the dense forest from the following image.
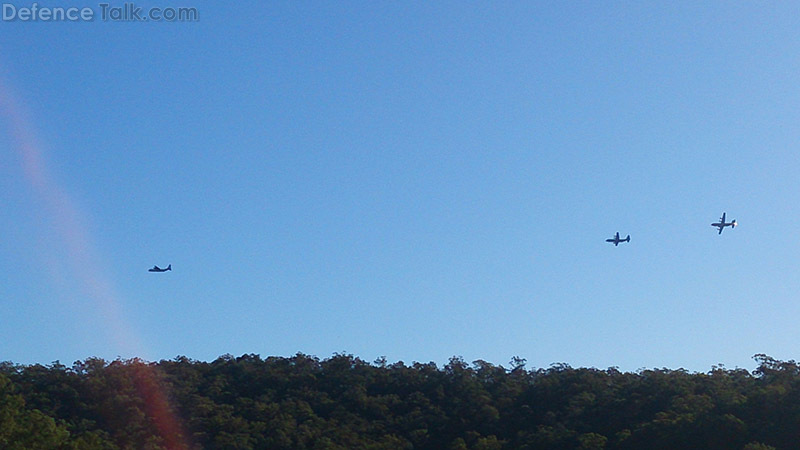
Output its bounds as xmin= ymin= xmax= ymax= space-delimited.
xmin=0 ymin=353 xmax=797 ymax=449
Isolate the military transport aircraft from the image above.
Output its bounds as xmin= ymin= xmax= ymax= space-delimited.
xmin=711 ymin=212 xmax=737 ymax=235
xmin=148 ymin=264 xmax=172 ymax=272
xmin=606 ymin=232 xmax=630 ymax=246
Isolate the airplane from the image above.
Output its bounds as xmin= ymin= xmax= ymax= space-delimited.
xmin=711 ymin=212 xmax=737 ymax=234
xmin=606 ymin=232 xmax=630 ymax=246
xmin=148 ymin=264 xmax=171 ymax=272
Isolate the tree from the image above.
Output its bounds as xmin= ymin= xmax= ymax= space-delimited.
xmin=0 ymin=373 xmax=70 ymax=448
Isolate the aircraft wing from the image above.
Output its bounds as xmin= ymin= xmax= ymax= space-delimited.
xmin=720 ymin=213 xmax=726 ymax=223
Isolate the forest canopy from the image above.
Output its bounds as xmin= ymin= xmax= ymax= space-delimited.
xmin=0 ymin=353 xmax=796 ymax=449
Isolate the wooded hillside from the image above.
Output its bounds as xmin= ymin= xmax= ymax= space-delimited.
xmin=0 ymin=353 xmax=795 ymax=449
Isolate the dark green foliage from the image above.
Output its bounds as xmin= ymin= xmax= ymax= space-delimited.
xmin=0 ymin=372 xmax=70 ymax=448
xmin=2 ymin=354 xmax=800 ymax=448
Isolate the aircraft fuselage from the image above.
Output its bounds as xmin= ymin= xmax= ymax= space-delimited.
xmin=711 ymin=213 xmax=736 ymax=234
xmin=606 ymin=233 xmax=630 ymax=246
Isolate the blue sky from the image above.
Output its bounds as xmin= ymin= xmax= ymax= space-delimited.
xmin=1 ymin=2 xmax=799 ymax=372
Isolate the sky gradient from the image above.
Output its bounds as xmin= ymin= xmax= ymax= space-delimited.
xmin=2 ymin=2 xmax=800 ymax=372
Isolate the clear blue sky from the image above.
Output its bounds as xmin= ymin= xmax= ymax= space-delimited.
xmin=1 ymin=2 xmax=799 ymax=372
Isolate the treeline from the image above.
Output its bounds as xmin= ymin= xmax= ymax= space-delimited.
xmin=0 ymin=353 xmax=797 ymax=449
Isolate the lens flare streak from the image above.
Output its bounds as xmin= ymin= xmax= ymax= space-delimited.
xmin=0 ymin=77 xmax=191 ymax=449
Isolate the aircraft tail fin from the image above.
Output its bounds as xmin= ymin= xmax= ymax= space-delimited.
xmin=731 ymin=220 xmax=737 ymax=228
xmin=625 ymin=235 xmax=630 ymax=242
xmin=167 ymin=264 xmax=172 ymax=271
